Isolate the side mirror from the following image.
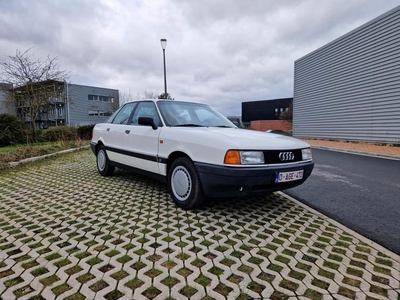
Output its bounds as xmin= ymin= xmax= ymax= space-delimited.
xmin=138 ymin=117 xmax=158 ymax=130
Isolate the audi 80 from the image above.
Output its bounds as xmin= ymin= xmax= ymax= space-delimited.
xmin=91 ymin=100 xmax=314 ymax=209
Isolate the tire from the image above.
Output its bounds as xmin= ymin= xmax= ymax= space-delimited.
xmin=168 ymin=157 xmax=205 ymax=210
xmin=96 ymin=145 xmax=115 ymax=176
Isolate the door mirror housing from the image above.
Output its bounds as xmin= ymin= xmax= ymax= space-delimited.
xmin=138 ymin=117 xmax=158 ymax=130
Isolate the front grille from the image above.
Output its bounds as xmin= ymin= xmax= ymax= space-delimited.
xmin=263 ymin=149 xmax=303 ymax=164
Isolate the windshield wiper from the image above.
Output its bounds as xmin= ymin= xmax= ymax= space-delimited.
xmin=214 ymin=125 xmax=233 ymax=128
xmin=174 ymin=124 xmax=205 ymax=127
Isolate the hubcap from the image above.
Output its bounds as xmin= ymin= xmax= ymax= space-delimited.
xmin=97 ymin=150 xmax=106 ymax=171
xmin=172 ymin=166 xmax=191 ymax=201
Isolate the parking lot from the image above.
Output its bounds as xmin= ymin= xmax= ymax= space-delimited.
xmin=0 ymin=149 xmax=399 ymax=299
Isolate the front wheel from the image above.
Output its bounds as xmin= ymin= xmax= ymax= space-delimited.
xmin=168 ymin=157 xmax=205 ymax=210
xmin=96 ymin=145 xmax=115 ymax=176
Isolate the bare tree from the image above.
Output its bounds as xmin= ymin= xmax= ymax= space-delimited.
xmin=280 ymin=101 xmax=293 ymax=124
xmin=107 ymin=92 xmax=120 ymax=113
xmin=158 ymin=92 xmax=174 ymax=100
xmin=134 ymin=90 xmax=158 ymax=100
xmin=0 ymin=48 xmax=69 ymax=140
xmin=142 ymin=90 xmax=158 ymax=99
xmin=119 ymin=89 xmax=160 ymax=107
xmin=119 ymin=90 xmax=134 ymax=106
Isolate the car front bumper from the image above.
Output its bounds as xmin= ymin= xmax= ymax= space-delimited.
xmin=194 ymin=161 xmax=314 ymax=198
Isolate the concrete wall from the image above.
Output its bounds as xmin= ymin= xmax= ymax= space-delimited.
xmin=294 ymin=5 xmax=400 ymax=144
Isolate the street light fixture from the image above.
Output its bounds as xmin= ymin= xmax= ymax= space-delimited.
xmin=160 ymin=38 xmax=167 ymax=98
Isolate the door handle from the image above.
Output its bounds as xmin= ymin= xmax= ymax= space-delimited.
xmin=125 ymin=130 xmax=130 ymax=134
xmin=106 ymin=128 xmax=110 ymax=132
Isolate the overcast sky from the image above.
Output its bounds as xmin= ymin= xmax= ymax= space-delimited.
xmin=0 ymin=0 xmax=399 ymax=116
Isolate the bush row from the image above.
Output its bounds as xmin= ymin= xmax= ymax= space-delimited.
xmin=0 ymin=114 xmax=95 ymax=147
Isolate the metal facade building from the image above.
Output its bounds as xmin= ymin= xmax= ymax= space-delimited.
xmin=0 ymin=81 xmax=118 ymax=128
xmin=66 ymin=83 xmax=119 ymax=127
xmin=293 ymin=5 xmax=400 ymax=144
xmin=242 ymin=98 xmax=292 ymax=122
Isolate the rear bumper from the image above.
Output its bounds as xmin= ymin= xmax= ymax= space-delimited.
xmin=90 ymin=142 xmax=97 ymax=155
xmin=194 ymin=161 xmax=314 ymax=198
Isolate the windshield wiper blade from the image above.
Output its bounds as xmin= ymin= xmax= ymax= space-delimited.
xmin=214 ymin=125 xmax=233 ymax=128
xmin=174 ymin=124 xmax=204 ymax=127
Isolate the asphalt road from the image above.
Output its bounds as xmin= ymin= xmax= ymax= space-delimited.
xmin=285 ymin=148 xmax=400 ymax=255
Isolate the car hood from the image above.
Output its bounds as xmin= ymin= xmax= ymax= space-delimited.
xmin=168 ymin=127 xmax=310 ymax=150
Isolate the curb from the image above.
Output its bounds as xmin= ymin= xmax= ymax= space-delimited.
xmin=310 ymin=145 xmax=400 ymax=161
xmin=8 ymin=145 xmax=90 ymax=167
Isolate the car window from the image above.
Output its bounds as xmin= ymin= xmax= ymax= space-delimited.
xmin=130 ymin=102 xmax=161 ymax=126
xmin=112 ymin=103 xmax=137 ymax=124
xmin=158 ymin=101 xmax=235 ymax=127
xmin=194 ymin=108 xmax=220 ymax=126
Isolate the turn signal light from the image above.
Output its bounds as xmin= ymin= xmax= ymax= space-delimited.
xmin=224 ymin=150 xmax=241 ymax=164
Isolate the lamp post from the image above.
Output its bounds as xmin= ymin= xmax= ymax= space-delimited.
xmin=160 ymin=38 xmax=167 ymax=98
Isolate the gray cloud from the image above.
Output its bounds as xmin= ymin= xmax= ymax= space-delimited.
xmin=0 ymin=0 xmax=399 ymax=115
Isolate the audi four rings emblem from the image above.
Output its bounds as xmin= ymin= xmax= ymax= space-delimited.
xmin=279 ymin=151 xmax=294 ymax=161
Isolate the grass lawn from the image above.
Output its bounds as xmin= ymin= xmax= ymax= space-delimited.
xmin=0 ymin=140 xmax=89 ymax=169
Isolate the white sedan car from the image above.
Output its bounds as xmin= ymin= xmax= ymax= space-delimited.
xmin=91 ymin=100 xmax=314 ymax=210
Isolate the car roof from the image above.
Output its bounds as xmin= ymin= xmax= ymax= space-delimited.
xmin=125 ymin=99 xmax=207 ymax=106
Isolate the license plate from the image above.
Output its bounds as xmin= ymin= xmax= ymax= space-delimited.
xmin=275 ymin=170 xmax=304 ymax=183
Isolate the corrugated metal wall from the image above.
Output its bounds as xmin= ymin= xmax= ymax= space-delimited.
xmin=67 ymin=84 xmax=118 ymax=127
xmin=293 ymin=5 xmax=400 ymax=144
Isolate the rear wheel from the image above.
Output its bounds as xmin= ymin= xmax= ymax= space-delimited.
xmin=168 ymin=157 xmax=205 ymax=210
xmin=97 ymin=145 xmax=115 ymax=176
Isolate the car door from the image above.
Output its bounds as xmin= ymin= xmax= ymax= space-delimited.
xmin=104 ymin=102 xmax=137 ymax=164
xmin=122 ymin=101 xmax=162 ymax=174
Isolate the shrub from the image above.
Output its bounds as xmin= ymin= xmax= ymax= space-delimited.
xmin=77 ymin=125 xmax=95 ymax=140
xmin=0 ymin=114 xmax=29 ymax=147
xmin=40 ymin=126 xmax=77 ymax=142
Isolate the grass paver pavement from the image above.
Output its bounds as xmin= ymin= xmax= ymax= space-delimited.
xmin=0 ymin=149 xmax=399 ymax=299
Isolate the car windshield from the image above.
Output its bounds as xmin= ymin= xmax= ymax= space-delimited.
xmin=157 ymin=101 xmax=236 ymax=128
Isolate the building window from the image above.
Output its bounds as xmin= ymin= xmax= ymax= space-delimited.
xmin=88 ymin=110 xmax=112 ymax=116
xmin=88 ymin=94 xmax=113 ymax=102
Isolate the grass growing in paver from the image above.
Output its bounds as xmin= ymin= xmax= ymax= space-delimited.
xmin=248 ymin=281 xmax=265 ymax=294
xmin=76 ymin=273 xmax=95 ymax=284
xmin=0 ymin=269 xmax=15 ymax=278
xmin=161 ymin=276 xmax=180 ymax=288
xmin=105 ymin=290 xmax=124 ymax=300
xmin=89 ymin=279 xmax=109 ymax=292
xmin=13 ymin=284 xmax=34 ymax=297
xmin=40 ymin=274 xmax=60 ymax=286
xmin=195 ymin=274 xmax=212 ymax=286
xmin=142 ymin=285 xmax=161 ymax=299
xmin=312 ymin=278 xmax=330 ymax=290
xmin=180 ymin=285 xmax=198 ymax=298
xmin=4 ymin=276 xmax=24 ymax=287
xmin=304 ymin=288 xmax=323 ymax=300
xmin=105 ymin=249 xmax=120 ymax=257
xmin=370 ymin=284 xmax=388 ymax=297
xmin=31 ymin=267 xmax=49 ymax=276
xmin=64 ymin=265 xmax=83 ymax=276
xmin=131 ymin=261 xmax=146 ymax=271
xmin=125 ymin=278 xmax=144 ymax=290
xmin=117 ymin=254 xmax=133 ymax=264
xmin=338 ymin=286 xmax=357 ymax=299
xmin=144 ymin=268 xmax=162 ymax=279
xmin=1 ymin=149 xmax=399 ymax=299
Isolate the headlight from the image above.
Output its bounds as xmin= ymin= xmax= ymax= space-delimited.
xmin=301 ymin=148 xmax=312 ymax=160
xmin=224 ymin=150 xmax=264 ymax=165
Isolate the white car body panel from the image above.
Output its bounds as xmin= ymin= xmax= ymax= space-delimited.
xmin=91 ymin=99 xmax=314 ymax=202
xmin=123 ymin=125 xmax=161 ymax=174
